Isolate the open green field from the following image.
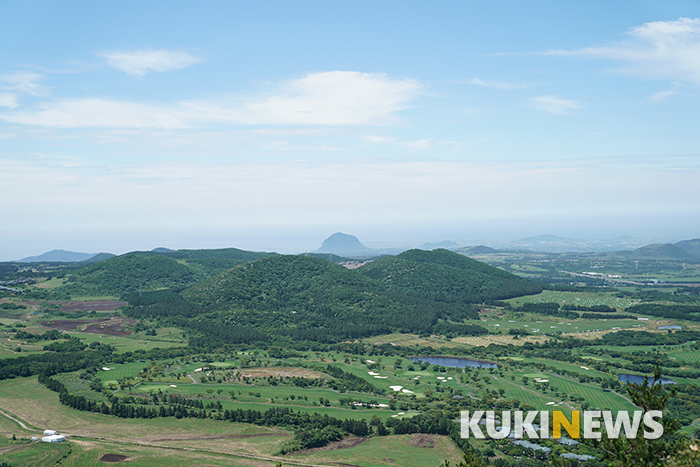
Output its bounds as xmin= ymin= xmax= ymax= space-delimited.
xmin=291 ymin=433 xmax=464 ymax=467
xmin=0 ymin=375 xmax=463 ymax=467
xmin=506 ymin=290 xmax=639 ymax=309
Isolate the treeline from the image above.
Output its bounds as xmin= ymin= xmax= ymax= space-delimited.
xmin=432 ymin=322 xmax=488 ymax=337
xmin=0 ymin=345 xmax=187 ymax=381
xmin=625 ymin=304 xmax=700 ymax=321
xmin=562 ymin=304 xmax=616 ymax=312
xmin=598 ymin=330 xmax=700 ymax=346
xmin=324 ymin=365 xmax=378 ymax=393
xmin=13 ymin=329 xmax=63 ymax=342
xmin=0 ymin=346 xmax=112 ymax=380
xmin=517 ymin=302 xmax=634 ymax=320
xmin=580 ymin=313 xmax=636 ymax=320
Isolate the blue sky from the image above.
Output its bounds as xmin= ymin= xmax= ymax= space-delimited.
xmin=1 ymin=1 xmax=700 ymax=259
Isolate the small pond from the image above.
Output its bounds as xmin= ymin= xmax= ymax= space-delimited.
xmin=618 ymin=374 xmax=676 ymax=385
xmin=408 ymin=356 xmax=497 ymax=369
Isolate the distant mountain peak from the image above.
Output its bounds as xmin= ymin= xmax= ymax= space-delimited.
xmin=19 ymin=249 xmax=99 ymax=263
xmin=315 ymin=232 xmax=372 ymax=257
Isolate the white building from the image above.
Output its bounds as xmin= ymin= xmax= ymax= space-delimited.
xmin=43 ymin=430 xmax=57 ymax=435
xmin=41 ymin=434 xmax=66 ymax=443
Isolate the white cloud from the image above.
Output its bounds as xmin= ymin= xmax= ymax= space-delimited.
xmin=0 ymin=93 xmax=19 ymax=109
xmin=99 ymin=49 xmax=202 ymax=77
xmin=363 ymin=134 xmax=430 ymax=148
xmin=468 ymin=78 xmax=529 ymax=90
xmin=544 ymin=17 xmax=700 ymax=84
xmin=185 ymin=71 xmax=420 ymax=126
xmin=530 ymin=95 xmax=581 ymax=115
xmin=1 ymin=71 xmax=420 ymax=128
xmin=3 ymin=99 xmax=188 ymax=129
xmin=0 ymin=71 xmax=49 ymax=96
xmin=647 ymin=89 xmax=677 ymax=101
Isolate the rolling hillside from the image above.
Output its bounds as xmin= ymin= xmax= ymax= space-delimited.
xmin=616 ymin=243 xmax=698 ymax=261
xmin=62 ymin=248 xmax=275 ymax=296
xmin=357 ymin=248 xmax=544 ymax=303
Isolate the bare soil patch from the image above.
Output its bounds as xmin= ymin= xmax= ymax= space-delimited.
xmin=289 ymin=436 xmax=369 ymax=456
xmin=38 ymin=317 xmax=136 ymax=336
xmin=99 ymin=453 xmax=128 ymax=462
xmin=409 ymin=433 xmax=436 ymax=448
xmin=82 ymin=317 xmax=136 ymax=336
xmin=39 ymin=318 xmax=110 ymax=331
xmin=236 ymin=367 xmax=326 ymax=379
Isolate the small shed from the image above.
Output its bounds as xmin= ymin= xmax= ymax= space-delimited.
xmin=43 ymin=430 xmax=57 ymax=435
xmin=42 ymin=434 xmax=66 ymax=443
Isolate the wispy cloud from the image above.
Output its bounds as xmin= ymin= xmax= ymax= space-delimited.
xmin=529 ymin=95 xmax=581 ymax=115
xmin=647 ymin=89 xmax=677 ymax=101
xmin=0 ymin=71 xmax=49 ymax=96
xmin=362 ymin=134 xmax=430 ymax=149
xmin=543 ymin=17 xmax=700 ymax=84
xmin=99 ymin=49 xmax=203 ymax=77
xmin=4 ymin=99 xmax=188 ymax=129
xmin=0 ymin=93 xmax=19 ymax=109
xmin=468 ymin=78 xmax=530 ymax=90
xmin=186 ymin=71 xmax=420 ymax=126
xmin=1 ymin=71 xmax=420 ymax=128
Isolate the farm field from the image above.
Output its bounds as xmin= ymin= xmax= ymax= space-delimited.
xmin=506 ymin=290 xmax=639 ymax=309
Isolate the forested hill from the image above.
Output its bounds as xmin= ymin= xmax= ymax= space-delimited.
xmin=167 ymin=255 xmax=488 ymax=343
xmin=61 ymin=248 xmax=277 ymax=296
xmin=357 ymin=248 xmax=544 ymax=303
xmin=616 ymin=243 xmax=699 ymax=261
xmin=64 ymin=253 xmax=199 ymax=296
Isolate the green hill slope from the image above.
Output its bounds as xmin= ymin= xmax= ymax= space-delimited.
xmin=676 ymin=239 xmax=700 ymax=257
xmin=64 ymin=253 xmax=199 ymax=296
xmin=357 ymin=249 xmax=544 ymax=303
xmin=618 ymin=243 xmax=698 ymax=261
xmin=162 ymin=248 xmax=277 ymax=276
xmin=53 ymin=248 xmax=276 ymax=297
xmin=131 ymin=254 xmax=486 ymax=344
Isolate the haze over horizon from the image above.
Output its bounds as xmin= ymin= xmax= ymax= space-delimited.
xmin=2 ymin=2 xmax=699 ymax=261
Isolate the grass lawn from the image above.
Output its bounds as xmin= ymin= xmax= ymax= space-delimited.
xmin=291 ymin=433 xmax=464 ymax=467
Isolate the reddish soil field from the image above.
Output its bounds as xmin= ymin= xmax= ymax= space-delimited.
xmin=82 ymin=317 xmax=136 ymax=336
xmin=38 ymin=317 xmax=136 ymax=336
xmin=38 ymin=318 xmax=110 ymax=331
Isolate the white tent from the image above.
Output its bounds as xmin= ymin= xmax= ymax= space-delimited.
xmin=41 ymin=434 xmax=66 ymax=443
